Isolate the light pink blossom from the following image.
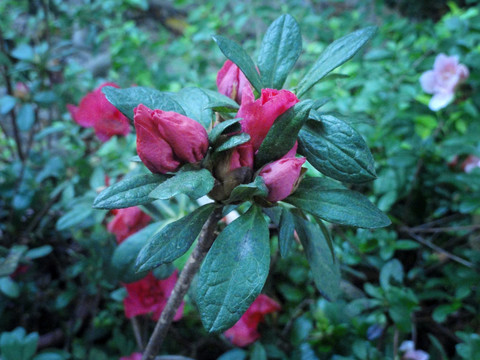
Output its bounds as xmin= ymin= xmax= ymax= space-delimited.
xmin=400 ymin=340 xmax=430 ymax=360
xmin=420 ymin=54 xmax=469 ymax=111
xmin=461 ymin=155 xmax=480 ymax=173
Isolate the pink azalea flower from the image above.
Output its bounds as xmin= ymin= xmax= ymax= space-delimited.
xmin=400 ymin=340 xmax=430 ymax=360
xmin=420 ymin=54 xmax=469 ymax=111
xmin=217 ymin=60 xmax=253 ymax=104
xmin=120 ymin=353 xmax=142 ymax=360
xmin=67 ymin=82 xmax=131 ymax=141
xmin=107 ymin=206 xmax=151 ymax=244
xmin=461 ymin=155 xmax=480 ymax=173
xmin=134 ymin=104 xmax=209 ymax=174
xmin=224 ymin=294 xmax=281 ymax=347
xmin=123 ymin=271 xmax=183 ymax=321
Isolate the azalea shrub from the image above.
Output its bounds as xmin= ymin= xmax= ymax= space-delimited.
xmin=1 ymin=1 xmax=480 ymax=360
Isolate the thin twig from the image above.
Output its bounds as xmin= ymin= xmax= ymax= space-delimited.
xmin=131 ymin=317 xmax=144 ymax=351
xmin=142 ymin=206 xmax=223 ymax=360
xmin=404 ymin=224 xmax=480 ymax=233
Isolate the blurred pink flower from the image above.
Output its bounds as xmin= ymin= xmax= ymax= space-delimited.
xmin=461 ymin=155 xmax=480 ymax=173
xmin=123 ymin=271 xmax=183 ymax=321
xmin=120 ymin=353 xmax=142 ymax=360
xmin=420 ymin=54 xmax=469 ymax=111
xmin=224 ymin=294 xmax=281 ymax=347
xmin=67 ymin=82 xmax=131 ymax=141
xmin=400 ymin=340 xmax=430 ymax=360
xmin=107 ymin=206 xmax=151 ymax=244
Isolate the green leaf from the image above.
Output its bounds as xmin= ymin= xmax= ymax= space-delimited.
xmin=201 ymin=88 xmax=240 ymax=112
xmin=285 ymin=177 xmax=391 ymax=228
xmin=217 ymin=349 xmax=247 ymax=360
xmin=56 ymin=203 xmax=93 ymax=230
xmin=0 ymin=95 xmax=16 ymax=115
xmin=257 ymin=14 xmax=302 ymax=89
xmin=102 ymin=86 xmax=185 ymax=121
xmin=251 ymin=342 xmax=267 ymax=360
xmin=255 ymin=100 xmax=314 ymax=168
xmin=197 ymin=205 xmax=270 ymax=332
xmin=11 ymin=44 xmax=35 ymax=61
xmin=0 ymin=327 xmax=38 ymax=360
xmin=379 ymin=259 xmax=404 ymax=290
xmin=227 ymin=176 xmax=268 ymax=203
xmin=208 ymin=118 xmax=242 ymax=144
xmin=93 ymin=173 xmax=167 ymax=209
xmin=298 ymin=114 xmax=377 ymax=183
xmin=17 ymin=104 xmax=35 ymax=131
xmin=213 ymin=35 xmax=263 ymax=93
xmin=111 ymin=223 xmax=162 ymax=283
xmin=278 ymin=208 xmax=295 ymax=258
xmin=0 ymin=246 xmax=26 ymax=277
xmin=25 ymin=245 xmax=52 ymax=260
xmin=215 ymin=133 xmax=250 ymax=152
xmin=135 ymin=204 xmax=216 ymax=272
xmin=174 ymin=87 xmax=214 ymax=129
xmin=296 ymin=26 xmax=377 ymax=97
xmin=292 ymin=214 xmax=340 ymax=300
xmin=149 ymin=169 xmax=215 ymax=200
xmin=0 ymin=277 xmax=20 ymax=298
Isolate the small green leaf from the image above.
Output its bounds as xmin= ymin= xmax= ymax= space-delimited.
xmin=197 ymin=205 xmax=270 ymax=332
xmin=279 ymin=208 xmax=295 ymax=258
xmin=208 ymin=118 xmax=242 ymax=144
xmin=292 ymin=214 xmax=340 ymax=300
xmin=93 ymin=173 xmax=167 ymax=209
xmin=201 ymin=88 xmax=240 ymax=112
xmin=11 ymin=44 xmax=35 ymax=61
xmin=174 ymin=87 xmax=214 ymax=129
xmin=379 ymin=259 xmax=404 ymax=290
xmin=255 ymin=100 xmax=314 ymax=168
xmin=251 ymin=342 xmax=267 ymax=360
xmin=298 ymin=114 xmax=377 ymax=183
xmin=0 ymin=95 xmax=16 ymax=115
xmin=111 ymin=223 xmax=162 ymax=283
xmin=297 ymin=26 xmax=377 ymax=97
xmin=102 ymin=86 xmax=185 ymax=121
xmin=227 ymin=176 xmax=268 ymax=203
xmin=213 ymin=35 xmax=263 ymax=93
xmin=285 ymin=177 xmax=391 ymax=229
xmin=0 ymin=277 xmax=20 ymax=298
xmin=17 ymin=104 xmax=35 ymax=131
xmin=0 ymin=327 xmax=38 ymax=360
xmin=149 ymin=169 xmax=215 ymax=200
xmin=135 ymin=204 xmax=216 ymax=272
xmin=25 ymin=245 xmax=53 ymax=260
xmin=56 ymin=203 xmax=93 ymax=230
xmin=258 ymin=14 xmax=302 ymax=89
xmin=215 ymin=133 xmax=250 ymax=152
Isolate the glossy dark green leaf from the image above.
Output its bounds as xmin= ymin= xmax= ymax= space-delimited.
xmin=197 ymin=205 xmax=270 ymax=332
xmin=208 ymin=118 xmax=242 ymax=144
xmin=292 ymin=214 xmax=340 ymax=300
xmin=255 ymin=100 xmax=314 ymax=168
xmin=111 ymin=223 xmax=162 ymax=283
xmin=258 ymin=14 xmax=302 ymax=89
xmin=312 ymin=216 xmax=335 ymax=263
xmin=298 ymin=113 xmax=377 ymax=183
xmin=227 ymin=176 xmax=268 ymax=203
xmin=149 ymin=169 xmax=215 ymax=200
xmin=56 ymin=203 xmax=93 ymax=230
xmin=135 ymin=204 xmax=216 ymax=272
xmin=285 ymin=177 xmax=391 ymax=228
xmin=215 ymin=133 xmax=250 ymax=152
xmin=102 ymin=86 xmax=185 ymax=121
xmin=279 ymin=208 xmax=295 ymax=258
xmin=213 ymin=35 xmax=263 ymax=93
xmin=93 ymin=173 xmax=167 ymax=209
xmin=201 ymin=88 xmax=240 ymax=112
xmin=174 ymin=87 xmax=214 ymax=129
xmin=297 ymin=26 xmax=377 ymax=97
xmin=17 ymin=104 xmax=35 ymax=131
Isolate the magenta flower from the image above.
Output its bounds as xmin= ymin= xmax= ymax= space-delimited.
xmin=237 ymin=88 xmax=299 ymax=151
xmin=134 ymin=104 xmax=209 ymax=174
xmin=67 ymin=82 xmax=131 ymax=142
xmin=420 ymin=54 xmax=469 ymax=111
xmin=224 ymin=294 xmax=281 ymax=347
xmin=123 ymin=271 xmax=183 ymax=321
xmin=259 ymin=156 xmax=306 ymax=202
xmin=400 ymin=341 xmax=430 ymax=360
xmin=120 ymin=353 xmax=142 ymax=360
xmin=217 ymin=60 xmax=253 ymax=104
xmin=107 ymin=206 xmax=151 ymax=244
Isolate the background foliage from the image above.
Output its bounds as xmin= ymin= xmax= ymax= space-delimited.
xmin=1 ymin=0 xmax=479 ymax=359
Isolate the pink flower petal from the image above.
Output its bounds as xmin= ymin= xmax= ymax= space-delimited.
xmin=419 ymin=71 xmax=436 ymax=94
xmin=429 ymin=91 xmax=454 ymax=111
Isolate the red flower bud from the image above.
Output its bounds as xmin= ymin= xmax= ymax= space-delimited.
xmin=217 ymin=60 xmax=253 ymax=104
xmin=123 ymin=271 xmax=183 ymax=321
xmin=134 ymin=104 xmax=209 ymax=174
xmin=237 ymin=88 xmax=299 ymax=151
xmin=107 ymin=206 xmax=151 ymax=244
xmin=224 ymin=294 xmax=281 ymax=347
xmin=67 ymin=82 xmax=130 ymax=142
xmin=259 ymin=156 xmax=306 ymax=202
xmin=229 ymin=142 xmax=254 ymax=171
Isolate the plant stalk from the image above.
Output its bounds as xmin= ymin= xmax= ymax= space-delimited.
xmin=142 ymin=206 xmax=223 ymax=360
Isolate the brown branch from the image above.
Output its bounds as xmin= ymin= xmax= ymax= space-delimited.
xmin=142 ymin=206 xmax=223 ymax=360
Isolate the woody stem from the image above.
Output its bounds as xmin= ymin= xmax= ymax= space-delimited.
xmin=142 ymin=206 xmax=223 ymax=360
